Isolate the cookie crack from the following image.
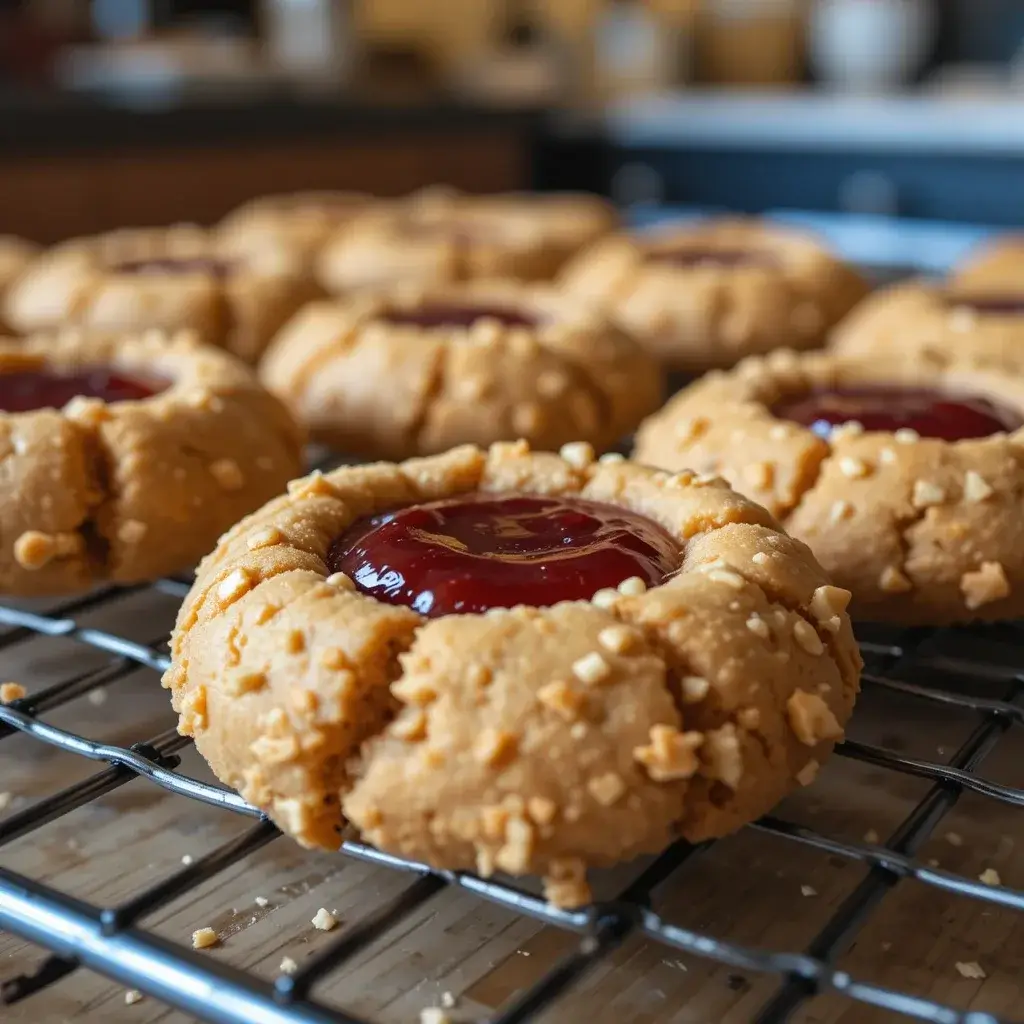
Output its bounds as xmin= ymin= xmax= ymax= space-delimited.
xmin=776 ymin=440 xmax=831 ymax=522
xmin=409 ymin=342 xmax=452 ymax=453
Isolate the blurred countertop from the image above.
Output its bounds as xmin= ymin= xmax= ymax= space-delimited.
xmin=597 ymin=88 xmax=1024 ymax=154
xmin=0 ymin=85 xmax=544 ymax=157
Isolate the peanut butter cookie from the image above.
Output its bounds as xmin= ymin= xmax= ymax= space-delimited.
xmin=949 ymin=234 xmax=1024 ymax=295
xmin=316 ymin=189 xmax=617 ymax=294
xmin=165 ymin=440 xmax=860 ymax=907
xmin=830 ymin=278 xmax=1024 ymax=372
xmin=217 ymin=191 xmax=374 ymax=274
xmin=0 ymin=236 xmax=38 ymax=331
xmin=0 ymin=329 xmax=303 ymax=596
xmin=3 ymin=226 xmax=320 ymax=364
xmin=634 ymin=349 xmax=1024 ymax=624
xmin=560 ymin=218 xmax=868 ymax=372
xmin=260 ymin=280 xmax=663 ymax=459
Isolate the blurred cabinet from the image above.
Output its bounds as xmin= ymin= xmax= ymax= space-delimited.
xmin=0 ymin=124 xmax=532 ymax=241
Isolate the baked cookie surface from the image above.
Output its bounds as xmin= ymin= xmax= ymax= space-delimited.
xmin=0 ymin=329 xmax=303 ymax=596
xmin=831 ymin=278 xmax=1024 ymax=371
xmin=3 ymin=226 xmax=320 ymax=364
xmin=316 ymin=189 xmax=617 ymax=294
xmin=164 ymin=440 xmax=860 ymax=907
xmin=560 ymin=218 xmax=868 ymax=372
xmin=0 ymin=236 xmax=39 ymax=332
xmin=949 ymin=235 xmax=1024 ymax=295
xmin=634 ymin=349 xmax=1024 ymax=624
xmin=217 ymin=191 xmax=374 ymax=273
xmin=260 ymin=280 xmax=663 ymax=459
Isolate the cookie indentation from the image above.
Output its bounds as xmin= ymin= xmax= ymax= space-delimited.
xmin=328 ymin=494 xmax=679 ymax=617
xmin=0 ymin=367 xmax=168 ymax=413
xmin=381 ymin=303 xmax=539 ymax=330
xmin=773 ymin=386 xmax=1022 ymax=441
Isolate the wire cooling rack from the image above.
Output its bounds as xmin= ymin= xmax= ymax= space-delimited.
xmin=1 ymin=581 xmax=1023 ymax=1023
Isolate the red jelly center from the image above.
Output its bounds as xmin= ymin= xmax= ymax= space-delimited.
xmin=112 ymin=257 xmax=233 ymax=278
xmin=949 ymin=295 xmax=1024 ymax=316
xmin=328 ymin=494 xmax=678 ymax=617
xmin=646 ymin=248 xmax=776 ymax=269
xmin=381 ymin=304 xmax=537 ymax=330
xmin=774 ymin=386 xmax=1022 ymax=441
xmin=0 ymin=367 xmax=166 ymax=413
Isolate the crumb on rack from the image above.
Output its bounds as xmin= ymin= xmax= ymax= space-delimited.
xmin=124 ymin=989 xmax=144 ymax=1006
xmin=255 ymin=896 xmax=269 ymax=907
xmin=420 ymin=1009 xmax=451 ymax=1024
xmin=87 ymin=687 xmax=107 ymax=706
xmin=191 ymin=927 xmax=218 ymax=949
xmin=800 ymin=885 xmax=817 ymax=898
xmin=0 ymin=682 xmax=26 ymax=703
xmin=945 ymin=832 xmax=963 ymax=847
xmin=955 ymin=961 xmax=986 ymax=980
xmin=311 ymin=907 xmax=338 ymax=931
xmin=979 ymin=867 xmax=1002 ymax=886
xmin=280 ymin=956 xmax=297 ymax=974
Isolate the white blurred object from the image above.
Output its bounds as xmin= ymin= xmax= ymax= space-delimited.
xmin=592 ymin=0 xmax=687 ymax=100
xmin=808 ymin=0 xmax=936 ymax=92
xmin=260 ymin=0 xmax=359 ymax=84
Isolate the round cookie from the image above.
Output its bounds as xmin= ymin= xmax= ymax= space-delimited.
xmin=260 ymin=280 xmax=664 ymax=459
xmin=164 ymin=440 xmax=860 ymax=907
xmin=3 ymin=225 xmax=320 ymax=364
xmin=560 ymin=218 xmax=869 ymax=372
xmin=0 ymin=236 xmax=38 ymax=331
xmin=830 ymin=278 xmax=1024 ymax=372
xmin=316 ymin=189 xmax=617 ymax=294
xmin=634 ymin=348 xmax=1024 ymax=624
xmin=0 ymin=329 xmax=303 ymax=596
xmin=948 ymin=235 xmax=1024 ymax=295
xmin=217 ymin=191 xmax=374 ymax=273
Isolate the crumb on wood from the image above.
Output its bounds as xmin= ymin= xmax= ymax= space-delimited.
xmin=800 ymin=885 xmax=817 ymax=897
xmin=979 ymin=867 xmax=1002 ymax=886
xmin=88 ymin=687 xmax=107 ymax=706
xmin=945 ymin=832 xmax=963 ymax=847
xmin=124 ymin=990 xmax=143 ymax=1006
xmin=955 ymin=961 xmax=986 ymax=980
xmin=191 ymin=927 xmax=218 ymax=949
xmin=311 ymin=907 xmax=338 ymax=931
xmin=255 ymin=896 xmax=269 ymax=907
xmin=181 ymin=854 xmax=194 ymax=866
xmin=441 ymin=992 xmax=456 ymax=1009
xmin=0 ymin=792 xmax=11 ymax=812
xmin=863 ymin=829 xmax=880 ymax=844
xmin=280 ymin=956 xmax=297 ymax=974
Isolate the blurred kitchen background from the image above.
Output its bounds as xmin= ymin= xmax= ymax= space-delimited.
xmin=2 ymin=0 xmax=1023 ymax=268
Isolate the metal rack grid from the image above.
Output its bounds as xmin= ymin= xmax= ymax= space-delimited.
xmin=0 ymin=569 xmax=1022 ymax=1023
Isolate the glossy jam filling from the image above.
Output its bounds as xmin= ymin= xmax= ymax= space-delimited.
xmin=0 ymin=367 xmax=166 ymax=413
xmin=328 ymin=494 xmax=678 ymax=617
xmin=112 ymin=257 xmax=234 ymax=277
xmin=949 ymin=294 xmax=1024 ymax=316
xmin=773 ymin=386 xmax=1023 ymax=442
xmin=381 ymin=304 xmax=538 ymax=330
xmin=646 ymin=248 xmax=776 ymax=269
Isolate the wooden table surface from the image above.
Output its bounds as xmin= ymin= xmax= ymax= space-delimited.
xmin=1 ymin=585 xmax=1022 ymax=1024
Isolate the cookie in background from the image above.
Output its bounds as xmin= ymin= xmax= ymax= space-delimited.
xmin=560 ymin=217 xmax=868 ymax=373
xmin=260 ymin=278 xmax=662 ymax=460
xmin=634 ymin=348 xmax=1024 ymax=625
xmin=316 ymin=188 xmax=618 ymax=294
xmin=217 ymin=190 xmax=375 ymax=275
xmin=0 ymin=328 xmax=303 ymax=596
xmin=3 ymin=225 xmax=320 ymax=364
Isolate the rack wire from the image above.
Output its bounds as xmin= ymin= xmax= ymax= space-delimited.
xmin=1 ymin=535 xmax=1023 ymax=1022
